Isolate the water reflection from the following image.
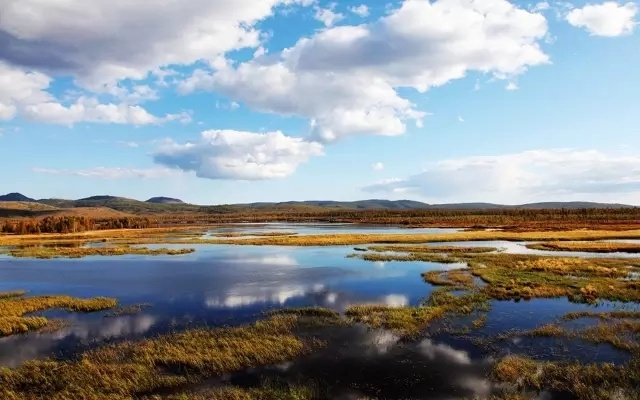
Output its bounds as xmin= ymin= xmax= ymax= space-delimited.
xmin=0 ymin=313 xmax=157 ymax=367
xmin=227 ymin=324 xmax=498 ymax=399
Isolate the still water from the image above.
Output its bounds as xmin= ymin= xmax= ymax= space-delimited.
xmin=0 ymin=224 xmax=637 ymax=399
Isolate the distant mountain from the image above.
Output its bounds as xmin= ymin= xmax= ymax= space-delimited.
xmin=0 ymin=192 xmax=35 ymax=202
xmin=146 ymin=197 xmax=185 ymax=204
xmin=244 ymin=199 xmax=430 ymax=210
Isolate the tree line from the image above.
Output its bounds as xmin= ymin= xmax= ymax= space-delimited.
xmin=1 ymin=216 xmax=155 ymax=234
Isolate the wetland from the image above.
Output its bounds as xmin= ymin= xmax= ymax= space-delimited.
xmin=1 ymin=223 xmax=640 ymax=399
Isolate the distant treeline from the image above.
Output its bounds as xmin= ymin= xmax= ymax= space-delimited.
xmin=150 ymin=207 xmax=640 ymax=230
xmin=1 ymin=216 xmax=155 ymax=234
xmin=1 ymin=208 xmax=639 ymax=234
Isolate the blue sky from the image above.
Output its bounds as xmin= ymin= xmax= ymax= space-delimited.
xmin=0 ymin=0 xmax=639 ymax=205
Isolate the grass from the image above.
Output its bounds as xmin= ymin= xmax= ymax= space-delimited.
xmin=143 ymin=382 xmax=315 ymax=400
xmin=344 ymin=289 xmax=489 ymax=336
xmin=204 ymin=229 xmax=640 ymax=246
xmin=0 ymin=290 xmax=28 ymax=300
xmin=0 ymin=292 xmax=117 ymax=336
xmin=499 ymin=310 xmax=640 ymax=354
xmin=345 ymin=304 xmax=447 ymax=337
xmin=422 ymin=269 xmax=475 ymax=289
xmin=1 ymin=245 xmax=196 ymax=259
xmin=104 ymin=303 xmax=152 ymax=317
xmin=0 ymin=314 xmax=324 ymax=399
xmin=210 ymin=231 xmax=298 ymax=237
xmin=527 ymin=241 xmax=640 ymax=253
xmin=492 ymin=354 xmax=640 ymax=399
xmin=368 ymin=244 xmax=498 ymax=254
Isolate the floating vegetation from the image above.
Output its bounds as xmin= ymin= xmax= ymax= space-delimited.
xmin=0 ymin=294 xmax=117 ymax=337
xmin=527 ymin=241 xmax=640 ymax=253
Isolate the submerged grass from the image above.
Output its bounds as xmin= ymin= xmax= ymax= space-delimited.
xmin=0 ymin=315 xmax=324 ymax=399
xmin=0 ymin=294 xmax=117 ymax=336
xmin=528 ymin=241 xmax=640 ymax=253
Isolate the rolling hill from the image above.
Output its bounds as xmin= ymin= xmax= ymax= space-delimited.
xmin=1 ymin=192 xmax=637 ymax=217
xmin=0 ymin=193 xmax=35 ymax=202
xmin=146 ymin=197 xmax=185 ymax=204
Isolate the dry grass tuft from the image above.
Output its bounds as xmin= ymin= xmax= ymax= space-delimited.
xmin=0 ymin=294 xmax=117 ymax=336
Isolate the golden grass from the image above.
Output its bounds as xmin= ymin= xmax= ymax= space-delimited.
xmin=367 ymin=245 xmax=498 ymax=254
xmin=492 ymin=355 xmax=640 ymax=400
xmin=143 ymin=382 xmax=315 ymax=400
xmin=0 ymin=290 xmax=28 ymax=300
xmin=344 ymin=289 xmax=489 ymax=336
xmin=205 ymin=229 xmax=640 ymax=246
xmin=104 ymin=303 xmax=152 ymax=317
xmin=422 ymin=269 xmax=475 ymax=289
xmin=0 ymin=315 xmax=323 ymax=399
xmin=2 ymin=245 xmax=196 ymax=259
xmin=528 ymin=241 xmax=640 ymax=253
xmin=345 ymin=304 xmax=447 ymax=336
xmin=0 ymin=294 xmax=117 ymax=336
xmin=211 ymin=231 xmax=298 ymax=237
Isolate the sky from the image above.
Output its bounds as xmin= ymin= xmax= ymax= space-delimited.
xmin=0 ymin=0 xmax=639 ymax=205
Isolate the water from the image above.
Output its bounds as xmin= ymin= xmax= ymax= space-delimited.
xmin=0 ymin=224 xmax=638 ymax=398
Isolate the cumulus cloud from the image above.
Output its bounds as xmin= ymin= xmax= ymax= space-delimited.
xmin=566 ymin=2 xmax=638 ymax=36
xmin=0 ymin=0 xmax=311 ymax=88
xmin=350 ymin=4 xmax=370 ymax=17
xmin=32 ymin=166 xmax=181 ymax=179
xmin=314 ymin=4 xmax=345 ymax=27
xmin=362 ymin=149 xmax=640 ymax=203
xmin=182 ymin=0 xmax=549 ymax=142
xmin=0 ymin=62 xmax=183 ymax=125
xmin=372 ymin=162 xmax=385 ymax=171
xmin=154 ymin=129 xmax=324 ymax=180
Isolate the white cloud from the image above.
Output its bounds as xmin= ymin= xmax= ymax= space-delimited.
xmin=154 ymin=129 xmax=324 ymax=180
xmin=372 ymin=162 xmax=385 ymax=171
xmin=0 ymin=62 xmax=184 ymax=125
xmin=314 ymin=5 xmax=345 ymax=27
xmin=458 ymin=115 xmax=465 ymax=122
xmin=505 ymin=82 xmax=519 ymax=91
xmin=350 ymin=4 xmax=370 ymax=17
xmin=566 ymin=2 xmax=638 ymax=36
xmin=362 ymin=149 xmax=640 ymax=203
xmin=32 ymin=166 xmax=181 ymax=179
xmin=118 ymin=141 xmax=140 ymax=148
xmin=0 ymin=0 xmax=311 ymax=88
xmin=183 ymin=0 xmax=549 ymax=142
xmin=533 ymin=1 xmax=550 ymax=12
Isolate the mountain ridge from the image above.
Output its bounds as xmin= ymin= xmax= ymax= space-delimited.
xmin=1 ymin=193 xmax=636 ymax=214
